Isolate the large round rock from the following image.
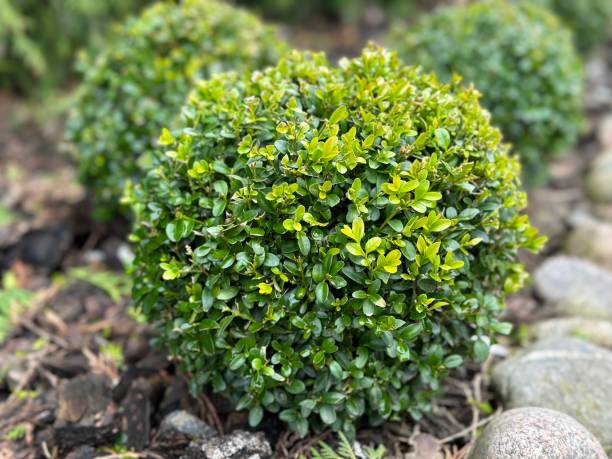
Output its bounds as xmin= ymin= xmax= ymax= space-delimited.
xmin=469 ymin=407 xmax=606 ymax=459
xmin=491 ymin=337 xmax=612 ymax=447
xmin=533 ymin=256 xmax=612 ymax=320
xmin=586 ymin=150 xmax=612 ymax=204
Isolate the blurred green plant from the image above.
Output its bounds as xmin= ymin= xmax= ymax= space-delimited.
xmin=302 ymin=432 xmax=387 ymax=459
xmin=100 ymin=342 xmax=125 ymax=369
xmin=66 ymin=0 xmax=287 ymax=220
xmin=0 ymin=0 xmax=149 ymax=94
xmin=3 ymin=423 xmax=27 ymax=442
xmin=0 ymin=204 xmax=17 ymax=226
xmin=67 ymin=267 xmax=131 ymax=302
xmin=13 ymin=389 xmax=39 ymax=400
xmin=527 ymin=0 xmax=612 ymax=55
xmin=389 ymin=0 xmax=584 ymax=186
xmin=0 ymin=272 xmax=34 ymax=344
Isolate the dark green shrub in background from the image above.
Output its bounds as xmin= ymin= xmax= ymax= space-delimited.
xmin=0 ymin=0 xmax=149 ymax=94
xmin=128 ymin=45 xmax=544 ymax=437
xmin=388 ymin=0 xmax=584 ymax=186
xmin=65 ymin=0 xmax=287 ymax=219
xmin=529 ymin=0 xmax=612 ymax=55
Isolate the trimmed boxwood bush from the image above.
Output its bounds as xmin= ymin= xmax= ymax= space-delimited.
xmin=128 ymin=46 xmax=544 ymax=437
xmin=529 ymin=0 xmax=612 ymax=54
xmin=388 ymin=0 xmax=583 ymax=186
xmin=65 ymin=0 xmax=286 ymax=219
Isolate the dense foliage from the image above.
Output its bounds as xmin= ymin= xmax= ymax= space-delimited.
xmin=388 ymin=0 xmax=583 ymax=186
xmin=65 ymin=0 xmax=286 ymax=219
xmin=129 ymin=45 xmax=544 ymax=436
xmin=530 ymin=0 xmax=612 ymax=54
xmin=0 ymin=0 xmax=148 ymax=93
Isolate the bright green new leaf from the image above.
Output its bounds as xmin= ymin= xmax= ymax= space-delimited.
xmin=376 ymin=250 xmax=402 ymax=273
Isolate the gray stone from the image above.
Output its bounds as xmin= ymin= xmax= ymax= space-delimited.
xmin=530 ymin=317 xmax=612 ymax=348
xmin=188 ymin=430 xmax=272 ymax=459
xmin=585 ymin=58 xmax=612 ymax=111
xmin=57 ymin=374 xmax=113 ymax=426
xmin=592 ymin=203 xmax=612 ymax=224
xmin=533 ymin=256 xmax=612 ymax=320
xmin=548 ymin=154 xmax=584 ymax=189
xmin=564 ymin=213 xmax=612 ymax=270
xmin=492 ymin=337 xmax=612 ymax=448
xmin=65 ymin=446 xmax=96 ymax=459
xmin=159 ymin=410 xmax=216 ymax=440
xmin=525 ymin=188 xmax=575 ymax=247
xmin=598 ymin=113 xmax=612 ymax=148
xmin=468 ymin=407 xmax=606 ymax=459
xmin=586 ymin=149 xmax=612 ymax=204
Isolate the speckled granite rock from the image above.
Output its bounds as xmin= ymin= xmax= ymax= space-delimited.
xmin=185 ymin=430 xmax=272 ymax=459
xmin=533 ymin=256 xmax=612 ymax=320
xmin=468 ymin=407 xmax=606 ymax=459
xmin=530 ymin=317 xmax=612 ymax=348
xmin=492 ymin=338 xmax=612 ymax=448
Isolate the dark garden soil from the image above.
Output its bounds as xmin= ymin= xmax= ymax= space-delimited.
xmin=1 ymin=38 xmax=611 ymax=459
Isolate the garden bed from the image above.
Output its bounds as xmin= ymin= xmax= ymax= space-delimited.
xmin=1 ymin=21 xmax=612 ymax=459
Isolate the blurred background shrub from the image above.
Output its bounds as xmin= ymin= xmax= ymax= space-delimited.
xmin=65 ymin=0 xmax=286 ymax=220
xmin=0 ymin=0 xmax=446 ymax=99
xmin=1 ymin=0 xmax=610 ymax=98
xmin=528 ymin=0 xmax=612 ymax=55
xmin=0 ymin=0 xmax=150 ymax=95
xmin=389 ymin=0 xmax=584 ymax=186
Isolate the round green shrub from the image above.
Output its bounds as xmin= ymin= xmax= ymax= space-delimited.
xmin=388 ymin=0 xmax=584 ymax=186
xmin=129 ymin=46 xmax=544 ymax=437
xmin=528 ymin=0 xmax=612 ymax=54
xmin=65 ymin=0 xmax=286 ymax=219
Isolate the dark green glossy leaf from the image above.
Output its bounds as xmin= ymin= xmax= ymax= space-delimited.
xmin=216 ymin=287 xmax=239 ymax=301
xmin=249 ymin=406 xmax=263 ymax=426
xmin=319 ymin=405 xmax=337 ymax=425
